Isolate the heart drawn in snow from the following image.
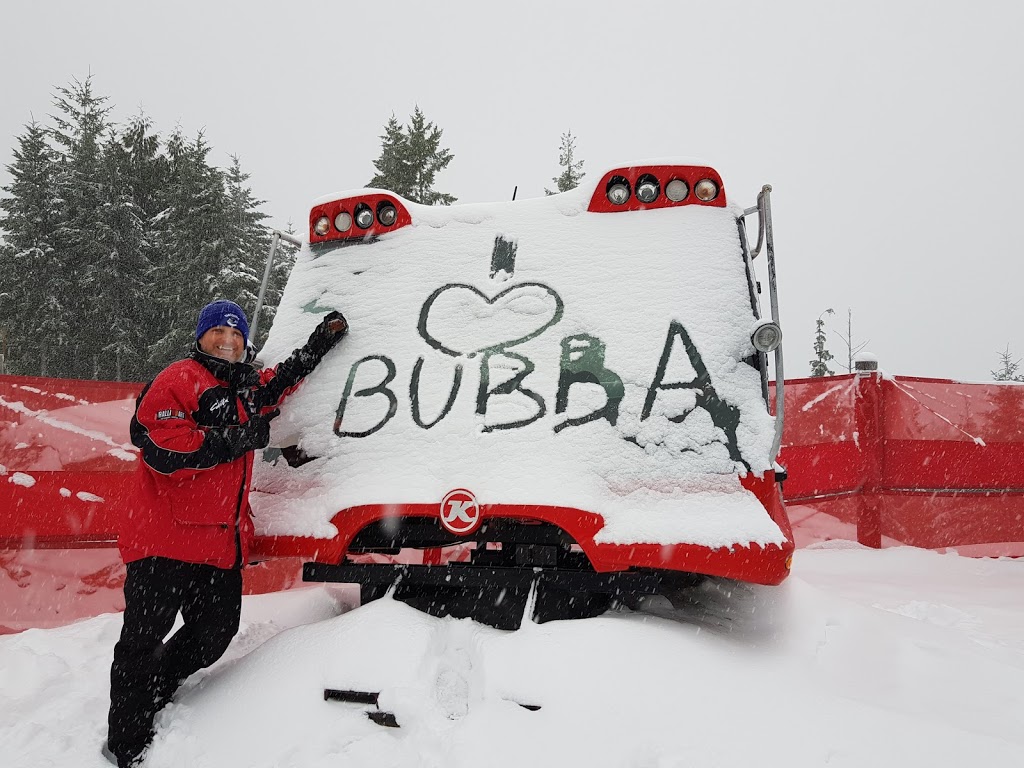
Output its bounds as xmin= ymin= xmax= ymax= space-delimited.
xmin=418 ymin=282 xmax=565 ymax=357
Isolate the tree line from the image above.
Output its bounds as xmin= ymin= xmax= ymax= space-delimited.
xmin=0 ymin=76 xmax=296 ymax=381
xmin=1 ymin=81 xmax=586 ymax=383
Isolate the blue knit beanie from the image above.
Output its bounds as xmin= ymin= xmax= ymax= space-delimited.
xmin=196 ymin=300 xmax=250 ymax=345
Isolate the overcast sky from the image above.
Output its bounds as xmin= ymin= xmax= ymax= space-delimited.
xmin=3 ymin=1 xmax=1022 ymax=380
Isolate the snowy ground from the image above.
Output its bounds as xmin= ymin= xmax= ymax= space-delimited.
xmin=2 ymin=543 xmax=1022 ymax=768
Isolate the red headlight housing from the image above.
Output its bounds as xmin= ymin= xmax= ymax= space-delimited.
xmin=587 ymin=165 xmax=726 ymax=213
xmin=309 ymin=193 xmax=412 ymax=245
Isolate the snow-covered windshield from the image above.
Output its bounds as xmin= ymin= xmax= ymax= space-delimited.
xmin=253 ymin=175 xmax=783 ymax=549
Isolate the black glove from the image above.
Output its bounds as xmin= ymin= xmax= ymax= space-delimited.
xmin=212 ymin=409 xmax=280 ymax=460
xmin=305 ymin=310 xmax=348 ymax=360
xmin=227 ymin=361 xmax=261 ymax=389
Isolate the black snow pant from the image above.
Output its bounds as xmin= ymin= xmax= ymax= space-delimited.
xmin=107 ymin=556 xmax=242 ymax=767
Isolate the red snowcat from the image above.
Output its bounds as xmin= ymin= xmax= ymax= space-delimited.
xmin=250 ymin=161 xmax=792 ymax=626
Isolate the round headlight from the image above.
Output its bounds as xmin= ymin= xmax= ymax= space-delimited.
xmin=665 ymin=179 xmax=689 ymax=202
xmin=751 ymin=321 xmax=782 ymax=353
xmin=354 ymin=204 xmax=374 ymax=229
xmin=694 ymin=179 xmax=719 ymax=202
xmin=313 ymin=216 xmax=331 ymax=237
xmin=377 ymin=203 xmax=398 ymax=227
xmin=334 ymin=212 xmax=352 ymax=232
xmin=635 ymin=174 xmax=660 ymax=204
xmin=606 ymin=176 xmax=631 ymax=206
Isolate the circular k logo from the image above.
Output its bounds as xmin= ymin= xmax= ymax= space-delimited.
xmin=439 ymin=488 xmax=481 ymax=536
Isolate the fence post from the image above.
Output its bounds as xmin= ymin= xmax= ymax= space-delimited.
xmin=854 ymin=355 xmax=883 ymax=547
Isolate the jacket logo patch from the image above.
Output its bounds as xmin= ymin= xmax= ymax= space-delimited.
xmin=156 ymin=409 xmax=187 ymax=421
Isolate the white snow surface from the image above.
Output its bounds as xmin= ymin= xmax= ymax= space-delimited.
xmin=2 ymin=545 xmax=1022 ymax=767
xmin=254 ymin=179 xmax=782 ymax=548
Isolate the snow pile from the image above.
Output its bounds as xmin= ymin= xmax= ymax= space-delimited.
xmin=2 ymin=546 xmax=1023 ymax=767
xmin=255 ymin=173 xmax=782 ymax=549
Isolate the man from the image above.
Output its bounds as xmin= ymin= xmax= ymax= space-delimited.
xmin=105 ymin=299 xmax=347 ymax=767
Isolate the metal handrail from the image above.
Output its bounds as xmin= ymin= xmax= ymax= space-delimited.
xmin=251 ymin=229 xmax=303 ymax=341
xmin=761 ymin=186 xmax=785 ymax=462
xmin=745 ymin=186 xmax=784 ymax=462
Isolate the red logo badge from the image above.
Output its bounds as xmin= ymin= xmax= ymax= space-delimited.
xmin=439 ymin=488 xmax=481 ymax=536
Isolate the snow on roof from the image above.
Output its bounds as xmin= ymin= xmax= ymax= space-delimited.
xmin=254 ymin=172 xmax=783 ymax=549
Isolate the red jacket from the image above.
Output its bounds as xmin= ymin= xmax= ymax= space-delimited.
xmin=120 ymin=349 xmax=304 ymax=569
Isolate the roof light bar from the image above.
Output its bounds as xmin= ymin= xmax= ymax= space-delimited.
xmin=587 ymin=165 xmax=726 ymax=212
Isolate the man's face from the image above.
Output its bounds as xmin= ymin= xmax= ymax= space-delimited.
xmin=199 ymin=326 xmax=245 ymax=363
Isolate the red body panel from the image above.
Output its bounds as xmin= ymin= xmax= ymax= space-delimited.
xmin=252 ymin=471 xmax=793 ymax=586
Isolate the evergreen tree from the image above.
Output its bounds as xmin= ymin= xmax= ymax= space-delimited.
xmin=48 ymin=75 xmax=113 ymax=377
xmin=146 ymin=129 xmax=229 ymax=371
xmin=991 ymin=346 xmax=1024 ymax=382
xmin=545 ymin=130 xmax=585 ymax=195
xmin=218 ymin=155 xmax=270 ymax=317
xmin=368 ymin=107 xmax=455 ymax=205
xmin=92 ymin=133 xmax=149 ymax=381
xmin=809 ymin=308 xmax=835 ymax=377
xmin=119 ymin=113 xmax=168 ymax=220
xmin=0 ymin=120 xmax=63 ymax=375
xmin=368 ymin=115 xmax=414 ymax=198
xmin=2 ymin=78 xmax=288 ymax=380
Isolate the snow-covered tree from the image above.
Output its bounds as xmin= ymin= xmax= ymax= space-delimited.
xmin=48 ymin=75 xmax=113 ymax=377
xmin=545 ymin=130 xmax=585 ymax=195
xmin=991 ymin=346 xmax=1024 ymax=382
xmin=218 ymin=155 xmax=270 ymax=313
xmin=2 ymin=76 xmax=288 ymax=379
xmin=146 ymin=129 xmax=230 ymax=371
xmin=0 ymin=120 xmax=62 ymax=375
xmin=368 ymin=115 xmax=414 ymax=198
xmin=92 ymin=132 xmax=149 ymax=381
xmin=368 ymin=107 xmax=455 ymax=205
xmin=809 ymin=308 xmax=835 ymax=377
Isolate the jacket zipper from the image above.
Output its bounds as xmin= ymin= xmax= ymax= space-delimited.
xmin=233 ymin=458 xmax=247 ymax=569
xmin=233 ymin=393 xmax=251 ymax=569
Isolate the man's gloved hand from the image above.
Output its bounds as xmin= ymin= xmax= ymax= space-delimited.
xmin=305 ymin=310 xmax=349 ymax=360
xmin=217 ymin=409 xmax=280 ymax=459
xmin=228 ymin=361 xmax=261 ymax=390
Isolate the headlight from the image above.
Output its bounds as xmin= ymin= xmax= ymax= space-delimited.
xmin=606 ymin=176 xmax=631 ymax=206
xmin=377 ymin=203 xmax=398 ymax=227
xmin=694 ymin=178 xmax=719 ymax=202
xmin=635 ymin=174 xmax=659 ymax=204
xmin=665 ymin=179 xmax=689 ymax=202
xmin=334 ymin=212 xmax=352 ymax=232
xmin=313 ymin=216 xmax=331 ymax=236
xmin=750 ymin=320 xmax=782 ymax=353
xmin=354 ymin=204 xmax=374 ymax=229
